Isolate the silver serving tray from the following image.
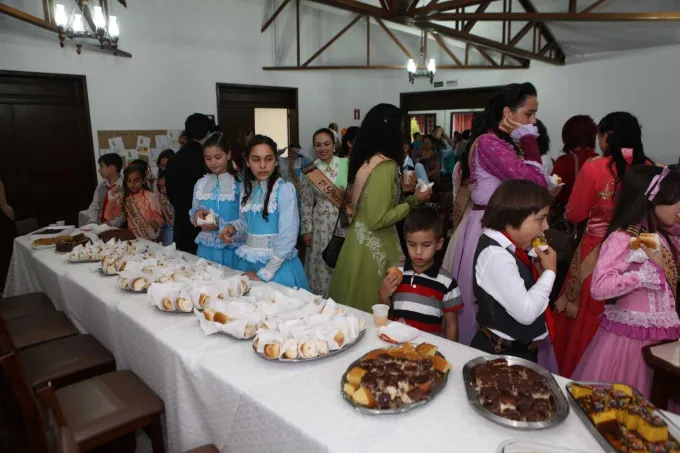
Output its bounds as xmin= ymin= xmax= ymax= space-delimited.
xmin=253 ymin=328 xmax=366 ymax=362
xmin=462 ymin=355 xmax=569 ymax=430
xmin=97 ymin=268 xmax=118 ymax=277
xmin=120 ymin=286 xmax=147 ymax=293
xmin=340 ymin=346 xmax=450 ymax=415
xmin=566 ymin=381 xmax=680 ymax=453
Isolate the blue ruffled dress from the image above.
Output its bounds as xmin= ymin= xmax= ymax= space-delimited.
xmin=189 ymin=173 xmax=242 ymax=267
xmin=231 ymin=178 xmax=310 ymax=290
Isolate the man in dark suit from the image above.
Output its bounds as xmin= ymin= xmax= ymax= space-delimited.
xmin=165 ymin=113 xmax=214 ymax=254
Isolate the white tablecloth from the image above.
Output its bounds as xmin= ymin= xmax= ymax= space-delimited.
xmin=5 ymin=235 xmax=680 ymax=453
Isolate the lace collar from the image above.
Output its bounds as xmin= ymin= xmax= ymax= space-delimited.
xmin=195 ymin=173 xmax=237 ymax=202
xmin=241 ymin=177 xmax=282 ymax=214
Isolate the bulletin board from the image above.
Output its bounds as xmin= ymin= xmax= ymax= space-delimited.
xmin=97 ymin=129 xmax=182 ymax=167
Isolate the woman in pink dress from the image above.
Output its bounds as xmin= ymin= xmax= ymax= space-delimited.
xmin=451 ymin=83 xmax=548 ymax=347
xmin=553 ymin=112 xmax=652 ymax=378
xmin=573 ymin=165 xmax=680 ymax=398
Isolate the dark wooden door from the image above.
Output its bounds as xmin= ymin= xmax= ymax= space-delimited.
xmin=216 ymin=83 xmax=299 ymax=149
xmin=0 ymin=71 xmax=95 ymax=292
xmin=0 ymin=71 xmax=96 ymax=226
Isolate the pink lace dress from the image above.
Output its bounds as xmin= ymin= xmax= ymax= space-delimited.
xmin=572 ymin=230 xmax=680 ymax=397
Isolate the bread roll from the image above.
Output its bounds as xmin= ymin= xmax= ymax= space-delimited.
xmin=531 ymin=235 xmax=548 ymax=248
xmin=334 ymin=331 xmax=345 ymax=348
xmin=283 ymin=341 xmax=299 ymax=359
xmin=631 ymin=233 xmax=659 ymax=251
xmin=177 ymin=298 xmax=193 ymax=312
xmin=351 ymin=387 xmax=376 ymax=408
xmin=118 ymin=261 xmax=127 ymax=271
xmin=244 ymin=323 xmax=256 ymax=338
xmin=162 ymin=297 xmax=174 ymax=311
xmin=301 ymin=339 xmax=318 ymax=358
xmin=119 ymin=278 xmax=130 ymax=289
xmin=346 ymin=367 xmax=367 ymax=385
xmin=213 ymin=312 xmax=230 ymax=324
xmin=198 ymin=293 xmax=211 ymax=308
xmin=387 ymin=266 xmax=403 ymax=281
xmin=106 ymin=265 xmax=116 ymax=274
xmin=132 ymin=278 xmax=147 ymax=291
xmin=316 ymin=339 xmax=329 ymax=356
xmin=203 ymin=309 xmax=216 ymax=321
xmin=264 ymin=342 xmax=281 ymax=359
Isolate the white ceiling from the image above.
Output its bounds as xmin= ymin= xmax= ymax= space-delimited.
xmin=309 ymin=0 xmax=680 ymax=59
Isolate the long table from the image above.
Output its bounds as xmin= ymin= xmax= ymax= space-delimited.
xmin=5 ymin=235 xmax=680 ymax=453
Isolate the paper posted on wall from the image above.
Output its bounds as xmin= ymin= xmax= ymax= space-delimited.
xmin=108 ymin=137 xmax=125 ymax=154
xmin=167 ymin=130 xmax=182 ymax=151
xmin=155 ymin=135 xmax=169 ymax=150
xmin=136 ymin=136 xmax=151 ymax=155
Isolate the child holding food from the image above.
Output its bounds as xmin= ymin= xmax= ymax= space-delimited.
xmin=378 ymin=206 xmax=462 ymax=341
xmin=189 ymin=132 xmax=242 ymax=267
xmin=470 ymin=180 xmax=556 ymax=362
xmin=572 ymin=166 xmax=680 ymax=398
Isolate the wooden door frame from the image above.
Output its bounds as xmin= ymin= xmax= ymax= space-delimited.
xmin=0 ymin=69 xmax=97 ymax=193
xmin=215 ymin=83 xmax=299 ymax=146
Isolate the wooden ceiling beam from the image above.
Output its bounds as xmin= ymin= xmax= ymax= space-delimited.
xmin=263 ymin=64 xmax=526 ymax=70
xmin=423 ymin=11 xmax=680 ymax=21
xmin=581 ymin=0 xmax=608 ymax=13
xmin=568 ymin=0 xmax=577 ymax=13
xmin=463 ymin=1 xmax=492 ymax=33
xmin=516 ymin=0 xmax=565 ymax=62
xmin=508 ymin=21 xmax=533 ymax=45
xmin=432 ymin=32 xmax=463 ymax=65
xmin=415 ymin=0 xmax=493 ymax=14
xmin=473 ymin=45 xmax=499 ymax=66
xmin=420 ymin=20 xmax=556 ymax=64
xmin=305 ymin=0 xmax=391 ymax=18
xmin=302 ymin=14 xmax=363 ymax=66
xmin=375 ymin=17 xmax=413 ymax=59
xmin=261 ymin=0 xmax=292 ymax=32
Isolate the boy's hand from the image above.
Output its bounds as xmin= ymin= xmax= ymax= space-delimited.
xmin=378 ymin=273 xmax=400 ymax=303
xmin=535 ymin=246 xmax=557 ymax=273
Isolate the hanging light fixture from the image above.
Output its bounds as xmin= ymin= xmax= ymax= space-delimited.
xmin=54 ymin=1 xmax=122 ymax=55
xmin=408 ymin=30 xmax=436 ymax=85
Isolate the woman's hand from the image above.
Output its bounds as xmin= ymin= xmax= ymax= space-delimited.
xmin=196 ymin=210 xmax=218 ymax=231
xmin=219 ymin=225 xmax=237 ymax=244
xmin=1 ymin=203 xmax=15 ymax=220
xmin=641 ymin=244 xmax=664 ymax=268
xmin=415 ymin=185 xmax=432 ymax=203
xmin=498 ymin=116 xmax=524 ymax=134
xmin=245 ymin=271 xmax=260 ymax=281
xmin=402 ymin=173 xmax=416 ymax=193
xmin=303 ymin=232 xmax=313 ymax=247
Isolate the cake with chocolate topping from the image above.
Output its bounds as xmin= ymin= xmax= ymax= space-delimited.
xmin=470 ymin=358 xmax=557 ymax=423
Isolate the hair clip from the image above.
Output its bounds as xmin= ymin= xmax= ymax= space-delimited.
xmin=645 ymin=166 xmax=670 ymax=202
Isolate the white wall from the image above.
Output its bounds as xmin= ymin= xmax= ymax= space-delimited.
xmin=255 ymin=108 xmax=289 ymax=149
xmin=0 ymin=0 xmax=390 ymax=164
xmin=384 ymin=44 xmax=680 ymax=164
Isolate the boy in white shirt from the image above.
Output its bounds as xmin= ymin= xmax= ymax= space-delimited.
xmin=471 ymin=179 xmax=556 ymax=362
xmin=84 ymin=153 xmax=125 ymax=226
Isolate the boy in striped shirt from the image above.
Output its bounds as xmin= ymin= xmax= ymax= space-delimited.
xmin=378 ymin=206 xmax=462 ymax=341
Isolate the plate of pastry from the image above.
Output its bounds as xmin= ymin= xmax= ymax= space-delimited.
xmin=462 ymin=356 xmax=569 ymax=429
xmin=341 ymin=343 xmax=451 ymax=414
xmin=118 ymin=276 xmax=150 ymax=293
xmin=567 ymin=381 xmax=680 ymax=453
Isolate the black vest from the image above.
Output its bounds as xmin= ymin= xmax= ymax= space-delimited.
xmin=473 ymin=234 xmax=547 ymax=344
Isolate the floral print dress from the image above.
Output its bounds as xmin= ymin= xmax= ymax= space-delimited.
xmin=300 ymin=156 xmax=348 ymax=297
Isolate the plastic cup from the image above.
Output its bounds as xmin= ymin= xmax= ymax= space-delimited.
xmin=372 ymin=304 xmax=390 ymax=328
xmin=402 ymin=170 xmax=415 ymax=186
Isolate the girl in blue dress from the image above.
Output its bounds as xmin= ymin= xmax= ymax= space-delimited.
xmin=189 ymin=132 xmax=241 ymax=267
xmin=221 ymin=135 xmax=310 ymax=290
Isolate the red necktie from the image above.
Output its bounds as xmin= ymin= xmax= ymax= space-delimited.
xmin=501 ymin=231 xmax=555 ymax=341
xmin=101 ymin=185 xmax=110 ymax=223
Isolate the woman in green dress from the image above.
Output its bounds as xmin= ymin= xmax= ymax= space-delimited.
xmin=328 ymin=104 xmax=432 ymax=312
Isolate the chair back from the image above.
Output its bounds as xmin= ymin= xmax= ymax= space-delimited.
xmin=36 ymin=385 xmax=78 ymax=453
xmin=0 ymin=352 xmax=50 ymax=453
xmin=0 ymin=313 xmax=16 ymax=354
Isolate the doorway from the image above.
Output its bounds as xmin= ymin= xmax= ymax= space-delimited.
xmin=0 ymin=70 xmax=96 ymax=291
xmin=215 ymin=83 xmax=299 ymax=154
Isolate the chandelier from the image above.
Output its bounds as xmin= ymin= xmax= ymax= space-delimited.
xmin=407 ymin=31 xmax=436 ymax=84
xmin=54 ymin=2 xmax=120 ymax=55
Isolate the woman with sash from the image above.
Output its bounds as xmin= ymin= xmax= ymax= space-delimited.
xmin=328 ymin=104 xmax=432 ymax=312
xmin=301 ymin=128 xmax=349 ymax=297
xmin=106 ymin=163 xmax=164 ymax=241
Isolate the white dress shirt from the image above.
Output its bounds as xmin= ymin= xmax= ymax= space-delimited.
xmin=475 ymin=228 xmax=554 ymax=341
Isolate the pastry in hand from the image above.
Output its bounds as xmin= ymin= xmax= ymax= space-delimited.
xmin=631 ymin=232 xmax=659 ymax=251
xmin=549 ymin=174 xmax=562 ymax=185
xmin=531 ymin=235 xmax=548 ymax=249
xmin=386 ymin=266 xmax=403 ymax=281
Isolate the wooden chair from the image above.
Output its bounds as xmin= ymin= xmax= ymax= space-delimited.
xmin=1 ymin=352 xmax=166 ymax=453
xmin=0 ymin=292 xmax=55 ymax=321
xmin=0 ymin=311 xmax=78 ymax=351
